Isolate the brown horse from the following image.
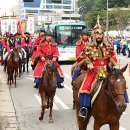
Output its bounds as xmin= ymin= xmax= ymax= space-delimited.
xmin=39 ymin=60 xmax=59 ymax=123
xmin=73 ymin=64 xmax=128 ymax=130
xmin=6 ymin=48 xmax=19 ymax=86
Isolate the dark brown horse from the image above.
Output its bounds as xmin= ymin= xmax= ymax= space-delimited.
xmin=39 ymin=60 xmax=59 ymax=123
xmin=6 ymin=48 xmax=19 ymax=86
xmin=73 ymin=65 xmax=128 ymax=130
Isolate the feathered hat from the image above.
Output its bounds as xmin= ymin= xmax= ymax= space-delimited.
xmin=93 ymin=15 xmax=105 ymax=34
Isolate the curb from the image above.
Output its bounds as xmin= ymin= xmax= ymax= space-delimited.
xmin=0 ymin=66 xmax=20 ymax=130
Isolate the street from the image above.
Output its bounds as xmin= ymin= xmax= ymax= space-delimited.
xmin=0 ymin=55 xmax=130 ymax=130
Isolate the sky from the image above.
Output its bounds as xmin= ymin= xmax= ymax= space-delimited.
xmin=0 ymin=0 xmax=18 ymax=16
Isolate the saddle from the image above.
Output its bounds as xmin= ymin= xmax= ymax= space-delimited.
xmin=91 ymin=78 xmax=104 ymax=106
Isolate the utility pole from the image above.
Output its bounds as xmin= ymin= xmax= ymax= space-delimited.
xmin=106 ymin=0 xmax=109 ymax=38
xmin=70 ymin=0 xmax=72 ymax=20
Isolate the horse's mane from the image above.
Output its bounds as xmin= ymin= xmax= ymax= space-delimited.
xmin=50 ymin=63 xmax=57 ymax=72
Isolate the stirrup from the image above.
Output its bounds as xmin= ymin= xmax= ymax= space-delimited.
xmin=78 ymin=107 xmax=88 ymax=118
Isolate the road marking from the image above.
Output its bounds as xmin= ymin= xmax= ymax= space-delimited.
xmin=64 ymin=84 xmax=72 ymax=93
xmin=119 ymin=125 xmax=126 ymax=130
xmin=34 ymin=94 xmax=70 ymax=110
xmin=25 ymin=77 xmax=73 ymax=93
xmin=54 ymin=95 xmax=70 ymax=110
xmin=34 ymin=94 xmax=59 ymax=110
xmin=64 ymin=73 xmax=71 ymax=79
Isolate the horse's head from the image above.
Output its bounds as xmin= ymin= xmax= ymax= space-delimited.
xmin=45 ymin=60 xmax=58 ymax=89
xmin=106 ymin=64 xmax=128 ymax=113
xmin=10 ymin=48 xmax=19 ymax=62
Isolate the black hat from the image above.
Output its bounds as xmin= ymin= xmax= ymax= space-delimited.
xmin=45 ymin=30 xmax=53 ymax=36
xmin=81 ymin=28 xmax=91 ymax=36
xmin=24 ymin=32 xmax=30 ymax=36
xmin=39 ymin=28 xmax=45 ymax=33
xmin=10 ymin=34 xmax=14 ymax=37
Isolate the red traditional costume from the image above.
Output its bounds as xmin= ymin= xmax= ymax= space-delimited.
xmin=79 ymin=43 xmax=118 ymax=94
xmin=33 ymin=41 xmax=64 ymax=78
xmin=72 ymin=29 xmax=90 ymax=82
xmin=78 ymin=15 xmax=118 ymax=118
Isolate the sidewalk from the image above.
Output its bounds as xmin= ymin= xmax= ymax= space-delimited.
xmin=0 ymin=66 xmax=20 ymax=130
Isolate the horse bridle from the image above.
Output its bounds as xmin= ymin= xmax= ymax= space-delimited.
xmin=44 ymin=61 xmax=57 ymax=89
xmin=107 ymin=78 xmax=126 ymax=102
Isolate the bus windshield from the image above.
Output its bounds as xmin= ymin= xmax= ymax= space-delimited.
xmin=53 ymin=25 xmax=86 ymax=46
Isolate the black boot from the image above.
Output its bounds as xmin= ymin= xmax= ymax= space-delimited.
xmin=33 ymin=84 xmax=39 ymax=88
xmin=57 ymin=83 xmax=64 ymax=88
xmin=78 ymin=107 xmax=88 ymax=118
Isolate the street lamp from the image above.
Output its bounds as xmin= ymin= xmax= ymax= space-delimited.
xmin=106 ymin=0 xmax=109 ymax=38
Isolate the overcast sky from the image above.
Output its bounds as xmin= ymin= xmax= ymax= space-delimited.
xmin=0 ymin=0 xmax=18 ymax=16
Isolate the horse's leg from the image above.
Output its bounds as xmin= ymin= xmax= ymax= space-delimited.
xmin=12 ymin=70 xmax=14 ymax=84
xmin=93 ymin=120 xmax=102 ymax=130
xmin=109 ymin=122 xmax=119 ymax=130
xmin=23 ymin=64 xmax=25 ymax=72
xmin=14 ymin=70 xmax=17 ymax=87
xmin=49 ymin=91 xmax=55 ymax=123
xmin=26 ymin=55 xmax=29 ymax=73
xmin=19 ymin=65 xmax=21 ymax=78
xmin=39 ymin=91 xmax=46 ymax=120
xmin=73 ymin=90 xmax=76 ymax=110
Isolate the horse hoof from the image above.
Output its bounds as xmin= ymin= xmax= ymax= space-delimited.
xmin=39 ymin=117 xmax=43 ymax=120
xmin=49 ymin=120 xmax=53 ymax=123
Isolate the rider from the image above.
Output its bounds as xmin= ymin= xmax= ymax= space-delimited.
xmin=3 ymin=34 xmax=16 ymax=62
xmin=33 ymin=30 xmax=64 ymax=88
xmin=31 ymin=28 xmax=46 ymax=70
xmin=21 ymin=32 xmax=32 ymax=48
xmin=71 ymin=28 xmax=90 ymax=85
xmin=78 ymin=15 xmax=120 ymax=118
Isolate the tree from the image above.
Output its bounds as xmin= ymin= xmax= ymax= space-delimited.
xmin=77 ymin=0 xmax=129 ymax=16
xmin=84 ymin=8 xmax=130 ymax=31
xmin=108 ymin=9 xmax=130 ymax=30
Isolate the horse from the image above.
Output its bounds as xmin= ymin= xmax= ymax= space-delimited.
xmin=39 ymin=60 xmax=59 ymax=123
xmin=72 ymin=64 xmax=128 ymax=130
xmin=6 ymin=48 xmax=19 ymax=86
xmin=22 ymin=46 xmax=32 ymax=73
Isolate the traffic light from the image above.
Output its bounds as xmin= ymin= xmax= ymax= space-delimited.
xmin=23 ymin=0 xmax=34 ymax=1
xmin=52 ymin=0 xmax=62 ymax=3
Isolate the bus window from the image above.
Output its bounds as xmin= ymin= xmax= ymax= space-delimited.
xmin=55 ymin=25 xmax=86 ymax=46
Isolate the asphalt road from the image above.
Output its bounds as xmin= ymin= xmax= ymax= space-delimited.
xmin=4 ymin=55 xmax=130 ymax=130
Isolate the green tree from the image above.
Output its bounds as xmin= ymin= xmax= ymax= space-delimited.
xmin=77 ymin=0 xmax=129 ymax=16
xmin=84 ymin=9 xmax=130 ymax=31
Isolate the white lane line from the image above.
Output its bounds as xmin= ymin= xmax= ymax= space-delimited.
xmin=119 ymin=126 xmax=126 ymax=130
xmin=64 ymin=73 xmax=71 ymax=79
xmin=64 ymin=84 xmax=72 ymax=93
xmin=34 ymin=94 xmax=59 ymax=110
xmin=26 ymin=77 xmax=34 ymax=81
xmin=25 ymin=77 xmax=73 ymax=93
xmin=54 ymin=95 xmax=70 ymax=110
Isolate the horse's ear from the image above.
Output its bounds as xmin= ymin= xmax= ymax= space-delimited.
xmin=120 ymin=64 xmax=128 ymax=73
xmin=106 ymin=64 xmax=112 ymax=73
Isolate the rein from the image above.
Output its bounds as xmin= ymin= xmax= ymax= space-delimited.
xmin=106 ymin=77 xmax=125 ymax=102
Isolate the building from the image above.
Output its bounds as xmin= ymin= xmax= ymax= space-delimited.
xmin=21 ymin=0 xmax=80 ymax=22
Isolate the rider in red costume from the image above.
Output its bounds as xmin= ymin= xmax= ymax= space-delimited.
xmin=78 ymin=16 xmax=120 ymax=118
xmin=71 ymin=28 xmax=90 ymax=85
xmin=31 ymin=29 xmax=46 ymax=70
xmin=33 ymin=30 xmax=64 ymax=88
